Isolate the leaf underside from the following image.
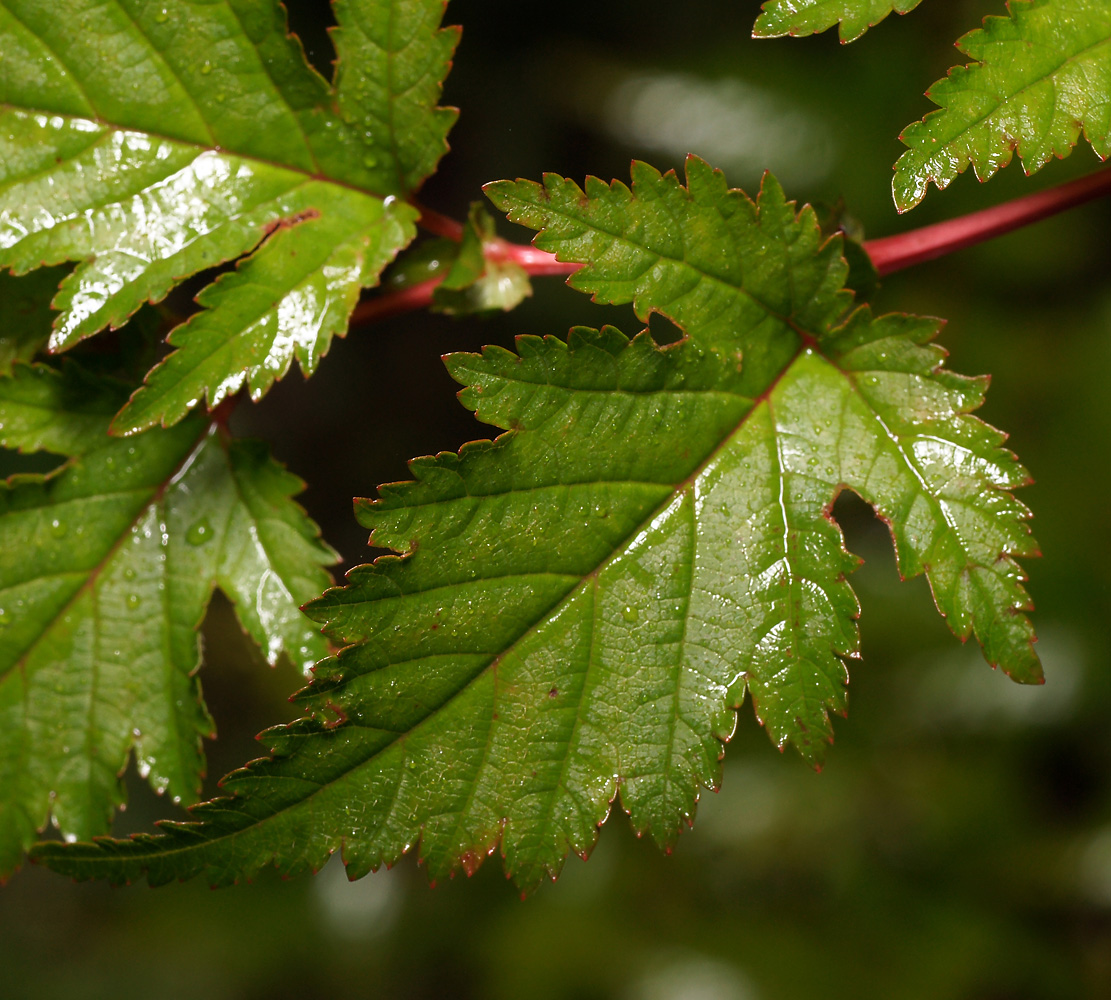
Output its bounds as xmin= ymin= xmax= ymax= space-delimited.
xmin=754 ymin=0 xmax=925 ymax=43
xmin=894 ymin=0 xmax=1111 ymax=210
xmin=0 ymin=363 xmax=335 ymax=875
xmin=35 ymin=161 xmax=1039 ymax=892
xmin=0 ymin=0 xmax=457 ymax=431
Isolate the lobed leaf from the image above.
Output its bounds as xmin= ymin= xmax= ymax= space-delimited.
xmin=0 ymin=0 xmax=457 ymax=428
xmin=0 ymin=363 xmax=334 ymax=875
xmin=34 ymin=163 xmax=1039 ymax=891
xmin=893 ymin=0 xmax=1111 ymax=211
xmin=754 ymin=0 xmax=925 ymax=43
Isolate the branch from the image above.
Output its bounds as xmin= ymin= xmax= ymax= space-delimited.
xmin=864 ymin=165 xmax=1111 ymax=275
xmin=349 ymin=277 xmax=446 ymax=327
xmin=367 ymin=165 xmax=1111 ymax=329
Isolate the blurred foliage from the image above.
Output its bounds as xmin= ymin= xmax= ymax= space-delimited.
xmin=5 ymin=0 xmax=1111 ymax=996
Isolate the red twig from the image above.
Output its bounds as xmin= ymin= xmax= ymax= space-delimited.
xmin=359 ymin=166 xmax=1111 ymax=328
xmin=486 ymin=240 xmax=580 ymax=275
xmin=349 ymin=250 xmax=579 ymax=330
xmin=863 ymin=165 xmax=1111 ymax=276
xmin=350 ymin=277 xmax=446 ymax=327
xmin=413 ymin=202 xmax=465 ymax=242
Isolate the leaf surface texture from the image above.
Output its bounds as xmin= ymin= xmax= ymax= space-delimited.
xmin=35 ymin=161 xmax=1039 ymax=891
xmin=893 ymin=0 xmax=1111 ymax=210
xmin=0 ymin=363 xmax=334 ymax=874
xmin=754 ymin=0 xmax=925 ymax=42
xmin=0 ymin=0 xmax=457 ymax=429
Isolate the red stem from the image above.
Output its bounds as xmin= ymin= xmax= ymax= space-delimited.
xmin=863 ymin=165 xmax=1111 ymax=275
xmin=349 ymin=277 xmax=446 ymax=326
xmin=486 ymin=240 xmax=580 ymax=275
xmin=413 ymin=202 xmax=465 ymax=242
xmin=361 ymin=166 xmax=1111 ymax=327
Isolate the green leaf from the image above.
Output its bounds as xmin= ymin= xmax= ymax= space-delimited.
xmin=0 ymin=363 xmax=334 ymax=875
xmin=754 ymin=0 xmax=925 ymax=43
xmin=34 ymin=163 xmax=1038 ymax=892
xmin=432 ymin=204 xmax=532 ymax=315
xmin=893 ymin=0 xmax=1111 ymax=211
xmin=0 ymin=0 xmax=457 ymax=428
xmin=0 ymin=266 xmax=67 ymax=374
xmin=332 ymin=0 xmax=460 ymax=194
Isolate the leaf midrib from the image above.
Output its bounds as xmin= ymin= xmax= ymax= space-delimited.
xmin=907 ymin=28 xmax=1111 ymax=157
xmin=527 ymin=193 xmax=817 ymax=341
xmin=0 ymin=424 xmax=214 ymax=684
xmin=73 ymin=354 xmax=803 ymax=873
xmin=0 ymin=104 xmax=398 ymax=204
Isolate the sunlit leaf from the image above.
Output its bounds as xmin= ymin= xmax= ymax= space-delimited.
xmin=0 ymin=0 xmax=457 ymax=429
xmin=754 ymin=0 xmax=925 ymax=43
xmin=893 ymin=0 xmax=1111 ymax=210
xmin=0 ymin=363 xmax=334 ymax=875
xmin=35 ymin=162 xmax=1038 ymax=891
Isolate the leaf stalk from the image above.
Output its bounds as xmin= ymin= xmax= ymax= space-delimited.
xmin=864 ymin=166 xmax=1111 ymax=275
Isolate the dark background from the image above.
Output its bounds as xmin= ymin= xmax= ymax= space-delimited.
xmin=6 ymin=1 xmax=1111 ymax=996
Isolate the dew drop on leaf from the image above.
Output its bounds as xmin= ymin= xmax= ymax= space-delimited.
xmin=50 ymin=518 xmax=66 ymax=538
xmin=186 ymin=518 xmax=212 ymax=546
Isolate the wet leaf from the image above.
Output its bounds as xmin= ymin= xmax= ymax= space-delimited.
xmin=35 ymin=162 xmax=1038 ymax=891
xmin=0 ymin=0 xmax=457 ymax=430
xmin=893 ymin=0 xmax=1111 ymax=211
xmin=0 ymin=363 xmax=334 ymax=876
xmin=754 ymin=0 xmax=925 ymax=43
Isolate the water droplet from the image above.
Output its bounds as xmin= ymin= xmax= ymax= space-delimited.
xmin=621 ymin=605 xmax=639 ymax=623
xmin=200 ymin=61 xmax=212 ymax=75
xmin=594 ymin=505 xmax=609 ymax=519
xmin=50 ymin=518 xmax=67 ymax=538
xmin=123 ymin=567 xmax=135 ymax=581
xmin=155 ymin=8 xmax=169 ymax=22
xmin=126 ymin=593 xmax=141 ymax=610
xmin=362 ymin=154 xmax=378 ymax=169
xmin=186 ymin=518 xmax=211 ymax=546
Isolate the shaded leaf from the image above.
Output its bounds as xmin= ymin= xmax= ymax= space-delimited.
xmin=0 ymin=266 xmax=68 ymax=374
xmin=893 ymin=0 xmax=1111 ymax=211
xmin=35 ymin=163 xmax=1038 ymax=892
xmin=0 ymin=363 xmax=334 ymax=875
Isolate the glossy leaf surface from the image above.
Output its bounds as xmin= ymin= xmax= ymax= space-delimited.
xmin=893 ymin=0 xmax=1111 ymax=211
xmin=0 ymin=0 xmax=457 ymax=429
xmin=35 ymin=164 xmax=1038 ymax=892
xmin=0 ymin=363 xmax=334 ymax=875
xmin=754 ymin=0 xmax=925 ymax=43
